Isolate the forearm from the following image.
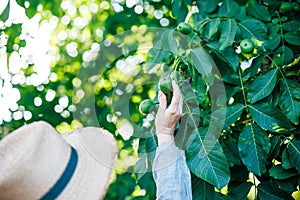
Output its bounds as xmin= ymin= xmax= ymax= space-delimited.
xmin=153 ymin=142 xmax=192 ymax=200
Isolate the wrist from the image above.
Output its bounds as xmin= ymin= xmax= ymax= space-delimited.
xmin=157 ymin=134 xmax=175 ymax=146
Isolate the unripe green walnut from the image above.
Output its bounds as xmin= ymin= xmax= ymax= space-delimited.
xmin=158 ymin=76 xmax=173 ymax=105
xmin=280 ymin=2 xmax=293 ymax=13
xmin=240 ymin=39 xmax=254 ymax=54
xmin=139 ymin=99 xmax=155 ymax=115
xmin=158 ymin=76 xmax=172 ymax=94
xmin=177 ymin=22 xmax=193 ymax=35
xmin=293 ymin=2 xmax=300 ymax=11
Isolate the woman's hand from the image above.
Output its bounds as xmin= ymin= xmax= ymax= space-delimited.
xmin=155 ymin=80 xmax=183 ymax=145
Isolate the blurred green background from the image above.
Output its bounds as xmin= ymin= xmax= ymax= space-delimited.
xmin=0 ymin=0 xmax=179 ymax=199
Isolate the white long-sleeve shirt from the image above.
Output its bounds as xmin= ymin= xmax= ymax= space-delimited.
xmin=153 ymin=142 xmax=193 ymax=200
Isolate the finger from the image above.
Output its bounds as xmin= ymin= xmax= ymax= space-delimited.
xmin=171 ymin=80 xmax=183 ymax=113
xmin=157 ymin=91 xmax=167 ymax=113
xmin=172 ymin=80 xmax=181 ymax=98
xmin=168 ymin=94 xmax=179 ymax=113
xmin=178 ymin=94 xmax=183 ymax=114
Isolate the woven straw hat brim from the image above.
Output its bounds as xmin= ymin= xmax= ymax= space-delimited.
xmin=58 ymin=127 xmax=118 ymax=200
xmin=0 ymin=121 xmax=118 ymax=200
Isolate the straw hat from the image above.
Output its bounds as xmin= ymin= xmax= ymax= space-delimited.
xmin=0 ymin=121 xmax=118 ymax=200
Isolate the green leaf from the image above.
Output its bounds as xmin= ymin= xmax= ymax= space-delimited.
xmin=248 ymin=0 xmax=271 ymax=21
xmin=268 ymin=24 xmax=280 ymax=35
xmin=228 ymin=182 xmax=253 ymax=200
xmin=282 ymin=20 xmax=300 ymax=32
xmin=161 ymin=30 xmax=178 ymax=55
xmin=238 ymin=123 xmax=271 ymax=176
xmin=221 ymin=137 xmax=242 ymax=167
xmin=244 ymin=54 xmax=265 ymax=77
xmin=219 ymin=19 xmax=237 ymax=51
xmin=202 ymin=0 xmax=219 ymax=13
xmin=204 ymin=18 xmax=220 ymax=40
xmin=269 ymin=165 xmax=298 ymax=179
xmin=257 ymin=182 xmax=289 ymax=200
xmin=248 ymin=103 xmax=294 ymax=133
xmin=212 ymin=103 xmax=244 ymax=130
xmin=0 ymin=0 xmax=10 ymax=22
xmin=4 ymin=23 xmax=22 ymax=53
xmin=266 ymin=34 xmax=281 ymax=51
xmin=282 ymin=148 xmax=294 ymax=169
xmin=218 ymin=0 xmax=241 ymax=18
xmin=172 ymin=0 xmax=188 ymax=23
xmin=191 ymin=173 xmax=215 ymax=200
xmin=279 ymin=78 xmax=300 ymax=124
xmin=15 ymin=0 xmax=25 ymax=7
xmin=215 ymin=59 xmax=239 ymax=85
xmin=247 ymin=68 xmax=278 ymax=104
xmin=188 ymin=47 xmax=214 ymax=76
xmin=144 ymin=42 xmax=171 ymax=72
xmin=235 ymin=6 xmax=247 ymax=21
xmin=269 ymin=135 xmax=281 ymax=160
xmin=186 ymin=127 xmax=230 ymax=190
xmin=273 ymin=46 xmax=294 ymax=67
xmin=134 ymin=136 xmax=157 ymax=179
xmin=215 ymin=192 xmax=230 ymax=200
xmin=175 ymin=81 xmax=202 ymax=150
xmin=275 ymin=176 xmax=299 ymax=192
xmin=267 ymin=89 xmax=280 ymax=108
xmin=287 ymin=141 xmax=300 ymax=173
xmin=230 ymin=164 xmax=249 ymax=183
xmin=42 ymin=0 xmax=62 ymax=17
xmin=24 ymin=0 xmax=41 ymax=19
xmin=224 ymin=85 xmax=240 ymax=101
xmin=191 ymin=73 xmax=207 ymax=104
xmin=284 ymin=32 xmax=300 ymax=46
xmin=238 ymin=19 xmax=267 ymax=41
xmin=207 ymin=42 xmax=239 ymax=72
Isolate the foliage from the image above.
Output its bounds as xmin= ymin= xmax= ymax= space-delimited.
xmin=1 ymin=0 xmax=300 ymax=199
xmin=135 ymin=0 xmax=300 ymax=199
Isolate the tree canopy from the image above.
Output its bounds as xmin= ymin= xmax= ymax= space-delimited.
xmin=1 ymin=0 xmax=300 ymax=199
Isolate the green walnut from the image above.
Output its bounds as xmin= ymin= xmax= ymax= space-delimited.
xmin=293 ymin=2 xmax=300 ymax=11
xmin=158 ymin=76 xmax=173 ymax=94
xmin=240 ymin=39 xmax=254 ymax=54
xmin=177 ymin=22 xmax=193 ymax=35
xmin=280 ymin=2 xmax=293 ymax=13
xmin=139 ymin=99 xmax=155 ymax=115
xmin=158 ymin=76 xmax=173 ymax=105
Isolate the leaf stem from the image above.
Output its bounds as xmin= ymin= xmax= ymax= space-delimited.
xmin=266 ymin=55 xmax=285 ymax=78
xmin=184 ymin=7 xmax=193 ymax=23
xmin=276 ymin=11 xmax=285 ymax=47
xmin=172 ymin=57 xmax=181 ymax=71
xmin=238 ymin=68 xmax=248 ymax=110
